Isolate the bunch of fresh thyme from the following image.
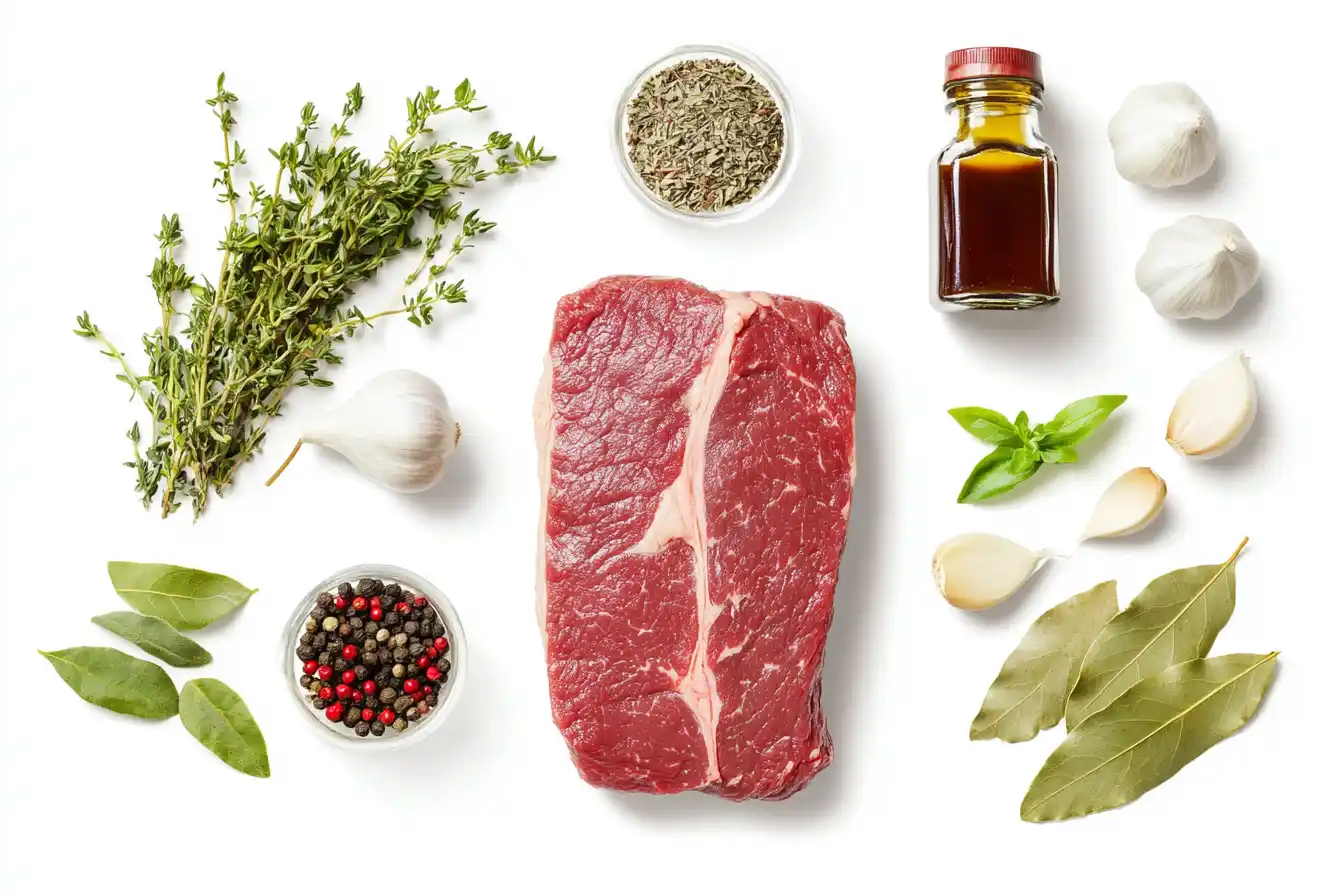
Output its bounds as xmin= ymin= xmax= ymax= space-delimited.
xmin=77 ymin=74 xmax=552 ymax=518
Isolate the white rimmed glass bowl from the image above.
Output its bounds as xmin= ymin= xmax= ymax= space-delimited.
xmin=613 ymin=43 xmax=799 ymax=226
xmin=281 ymin=564 xmax=466 ymax=750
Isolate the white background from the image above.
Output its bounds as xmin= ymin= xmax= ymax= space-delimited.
xmin=3 ymin=1 xmax=1338 ymax=892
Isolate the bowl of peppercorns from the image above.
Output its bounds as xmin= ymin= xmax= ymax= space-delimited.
xmin=284 ymin=564 xmax=465 ymax=748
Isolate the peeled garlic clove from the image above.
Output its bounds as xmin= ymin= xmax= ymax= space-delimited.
xmin=1136 ymin=216 xmax=1260 ymax=320
xmin=1108 ymin=82 xmax=1217 ymax=188
xmin=268 ymin=369 xmax=460 ymax=492
xmin=1081 ymin=468 xmax=1167 ymax=540
xmin=933 ymin=534 xmax=1045 ymax=611
xmin=1167 ymin=351 xmax=1258 ymax=458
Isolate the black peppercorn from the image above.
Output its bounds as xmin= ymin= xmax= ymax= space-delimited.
xmin=421 ymin=607 xmax=436 ymax=622
xmin=409 ymin=642 xmax=426 ymax=658
xmin=350 ymin=617 xmax=364 ymax=631
xmin=355 ymin=721 xmax=371 ymax=737
xmin=344 ymin=707 xmax=361 ymax=727
xmin=432 ymin=623 xmax=446 ymax=637
xmin=363 ymin=638 xmax=378 ymax=652
xmin=309 ymin=606 xmax=324 ymax=621
xmin=338 ymin=582 xmax=354 ymax=600
xmin=362 ymin=652 xmax=379 ymax=666
xmin=375 ymin=668 xmax=393 ymax=688
xmin=392 ymin=647 xmax=409 ymax=664
xmin=371 ymin=721 xmax=385 ymax=737
xmin=436 ymin=657 xmax=452 ymax=673
xmin=318 ymin=593 xmax=334 ymax=609
xmin=297 ymin=645 xmax=317 ymax=661
xmin=300 ymin=631 xmax=315 ymax=645
xmin=394 ymin=695 xmax=413 ymax=713
xmin=357 ymin=578 xmax=382 ymax=597
xmin=384 ymin=612 xmax=401 ymax=627
xmin=405 ymin=708 xmax=420 ymax=723
xmin=353 ymin=665 xmax=368 ymax=681
xmin=334 ymin=658 xmax=349 ymax=673
xmin=300 ymin=674 xmax=313 ymax=689
xmin=426 ymin=691 xmax=438 ymax=707
xmin=317 ymin=650 xmax=333 ymax=665
xmin=313 ymin=632 xmax=328 ymax=649
xmin=377 ymin=648 xmax=393 ymax=665
xmin=312 ymin=697 xmax=327 ymax=709
xmin=403 ymin=621 xmax=419 ymax=636
xmin=338 ymin=623 xmax=353 ymax=638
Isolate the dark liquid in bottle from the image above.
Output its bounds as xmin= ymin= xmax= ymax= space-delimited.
xmin=938 ymin=151 xmax=1057 ymax=306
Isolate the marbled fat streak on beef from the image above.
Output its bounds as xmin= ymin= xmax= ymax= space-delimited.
xmin=535 ymin=276 xmax=856 ymax=800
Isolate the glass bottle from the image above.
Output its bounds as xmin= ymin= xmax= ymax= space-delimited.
xmin=933 ymin=47 xmax=1058 ymax=310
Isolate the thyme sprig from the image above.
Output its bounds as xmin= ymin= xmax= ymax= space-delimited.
xmin=77 ymin=74 xmax=552 ymax=518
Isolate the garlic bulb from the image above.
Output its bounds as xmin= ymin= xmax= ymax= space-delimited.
xmin=1080 ymin=468 xmax=1167 ymax=540
xmin=1136 ymin=216 xmax=1260 ymax=320
xmin=1108 ymin=83 xmax=1217 ymax=188
xmin=267 ymin=369 xmax=460 ymax=492
xmin=933 ymin=534 xmax=1047 ymax=611
xmin=1167 ymin=351 xmax=1258 ymax=458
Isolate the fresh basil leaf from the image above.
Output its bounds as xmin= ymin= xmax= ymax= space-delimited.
xmin=1041 ymin=445 xmax=1079 ymax=464
xmin=948 ymin=407 xmax=1022 ymax=446
xmin=1013 ymin=411 xmax=1032 ymax=442
xmin=40 ymin=647 xmax=179 ymax=719
xmin=179 ymin=679 xmax=270 ymax=778
xmin=1039 ymin=395 xmax=1127 ymax=448
xmin=1010 ymin=447 xmax=1038 ymax=474
xmin=92 ymin=611 xmax=213 ymax=667
xmin=958 ymin=447 xmax=1042 ymax=503
xmin=108 ymin=562 xmax=256 ymax=631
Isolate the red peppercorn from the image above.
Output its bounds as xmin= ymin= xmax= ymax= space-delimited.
xmin=369 ymin=607 xmax=384 ymax=622
xmin=362 ymin=679 xmax=378 ymax=695
xmin=303 ymin=660 xmax=319 ymax=675
xmin=416 ymin=656 xmax=430 ymax=669
xmin=318 ymin=686 xmax=334 ymax=700
xmin=425 ymin=666 xmax=442 ymax=682
xmin=362 ymin=707 xmax=375 ymax=722
xmin=335 ymin=683 xmax=353 ymax=700
xmin=316 ymin=665 xmax=333 ymax=681
xmin=433 ymin=636 xmax=449 ymax=651
xmin=341 ymin=669 xmax=357 ymax=684
xmin=426 ymin=647 xmax=439 ymax=660
xmin=333 ymin=596 xmax=347 ymax=611
xmin=341 ymin=644 xmax=358 ymax=661
xmin=395 ymin=602 xmax=410 ymax=614
xmin=325 ymin=704 xmax=343 ymax=722
xmin=404 ymin=679 xmax=420 ymax=694
xmin=352 ymin=596 xmax=368 ymax=612
xmin=413 ymin=596 xmax=427 ymax=608
xmin=371 ymin=597 xmax=382 ymax=609
xmin=378 ymin=708 xmax=396 ymax=725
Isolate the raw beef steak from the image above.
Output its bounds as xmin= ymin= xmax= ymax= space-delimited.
xmin=534 ymin=276 xmax=856 ymax=800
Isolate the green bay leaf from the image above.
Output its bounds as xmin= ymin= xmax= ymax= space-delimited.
xmin=1022 ymin=652 xmax=1278 ymax=822
xmin=40 ymin=647 xmax=179 ymax=719
xmin=108 ymin=561 xmax=255 ymax=631
xmin=971 ymin=581 xmax=1119 ymax=743
xmin=92 ymin=611 xmax=213 ymax=667
xmin=1065 ymin=542 xmax=1244 ymax=729
xmin=179 ymin=679 xmax=270 ymax=778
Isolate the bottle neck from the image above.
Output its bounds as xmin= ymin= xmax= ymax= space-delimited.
xmin=945 ymin=78 xmax=1043 ymax=146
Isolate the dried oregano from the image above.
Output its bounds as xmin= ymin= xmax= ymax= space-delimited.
xmin=626 ymin=58 xmax=784 ymax=213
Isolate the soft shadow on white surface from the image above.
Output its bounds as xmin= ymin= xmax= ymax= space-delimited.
xmin=607 ymin=342 xmax=890 ymax=825
xmin=405 ymin=436 xmax=485 ymax=513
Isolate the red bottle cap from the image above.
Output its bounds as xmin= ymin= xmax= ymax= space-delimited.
xmin=944 ymin=47 xmax=1042 ymax=87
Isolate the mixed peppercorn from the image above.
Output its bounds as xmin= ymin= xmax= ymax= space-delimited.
xmin=295 ymin=578 xmax=451 ymax=738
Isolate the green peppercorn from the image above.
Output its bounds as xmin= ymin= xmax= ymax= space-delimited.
xmin=362 ymin=652 xmax=379 ymax=666
xmin=375 ymin=628 xmax=390 ymax=643
xmin=393 ymin=718 xmax=408 ymax=732
xmin=380 ymin=687 xmax=397 ymax=705
xmin=363 ymin=638 xmax=378 ymax=652
xmin=304 ymin=618 xmax=318 ymax=633
xmin=392 ymin=663 xmax=405 ymax=678
xmin=392 ymin=633 xmax=409 ymax=648
xmin=394 ymin=695 xmax=413 ymax=713
xmin=322 ymin=616 xmax=339 ymax=632
xmin=310 ymin=681 xmax=323 ymax=695
xmin=350 ymin=618 xmax=364 ymax=631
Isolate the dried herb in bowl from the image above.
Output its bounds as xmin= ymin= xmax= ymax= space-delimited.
xmin=625 ymin=57 xmax=785 ymax=214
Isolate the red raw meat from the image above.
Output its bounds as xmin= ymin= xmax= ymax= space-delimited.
xmin=535 ymin=276 xmax=856 ymax=800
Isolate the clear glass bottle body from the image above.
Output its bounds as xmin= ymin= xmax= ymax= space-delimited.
xmin=934 ymin=78 xmax=1058 ymax=310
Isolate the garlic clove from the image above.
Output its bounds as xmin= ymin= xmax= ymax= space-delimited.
xmin=1167 ymin=351 xmax=1258 ymax=459
xmin=1080 ymin=468 xmax=1167 ymax=540
xmin=1108 ymin=82 xmax=1218 ymax=188
xmin=933 ymin=534 xmax=1045 ymax=611
xmin=1136 ymin=216 xmax=1260 ymax=320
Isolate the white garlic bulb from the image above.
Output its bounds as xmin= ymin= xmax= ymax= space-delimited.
xmin=1108 ymin=83 xmax=1217 ymax=188
xmin=267 ymin=369 xmax=460 ymax=492
xmin=1080 ymin=468 xmax=1167 ymax=540
xmin=933 ymin=534 xmax=1047 ymax=611
xmin=1136 ymin=216 xmax=1260 ymax=320
xmin=1167 ymin=351 xmax=1258 ymax=459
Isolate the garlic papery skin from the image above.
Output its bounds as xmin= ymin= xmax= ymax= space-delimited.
xmin=268 ymin=370 xmax=460 ymax=492
xmin=1081 ymin=468 xmax=1167 ymax=540
xmin=933 ymin=534 xmax=1046 ymax=611
xmin=1108 ymin=82 xmax=1217 ymax=188
xmin=1167 ymin=351 xmax=1258 ymax=459
xmin=1136 ymin=216 xmax=1260 ymax=320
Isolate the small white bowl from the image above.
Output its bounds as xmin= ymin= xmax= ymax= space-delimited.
xmin=281 ymin=564 xmax=466 ymax=750
xmin=613 ymin=43 xmax=799 ymax=227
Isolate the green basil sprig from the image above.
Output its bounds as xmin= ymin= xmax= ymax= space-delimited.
xmin=949 ymin=396 xmax=1127 ymax=503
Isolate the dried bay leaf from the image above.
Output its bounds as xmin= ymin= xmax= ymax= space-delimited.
xmin=179 ymin=679 xmax=270 ymax=778
xmin=970 ymin=581 xmax=1119 ymax=743
xmin=108 ymin=561 xmax=256 ymax=631
xmin=1022 ymin=652 xmax=1278 ymax=822
xmin=39 ymin=647 xmax=179 ymax=719
xmin=92 ymin=611 xmax=213 ymax=667
xmin=1065 ymin=538 xmax=1245 ymax=730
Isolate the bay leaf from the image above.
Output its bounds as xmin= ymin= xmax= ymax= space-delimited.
xmin=108 ymin=561 xmax=256 ymax=631
xmin=970 ymin=581 xmax=1119 ymax=743
xmin=179 ymin=679 xmax=270 ymax=778
xmin=92 ymin=611 xmax=213 ymax=667
xmin=1064 ymin=539 xmax=1245 ymax=730
xmin=39 ymin=646 xmax=179 ymax=719
xmin=1022 ymin=652 xmax=1278 ymax=822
